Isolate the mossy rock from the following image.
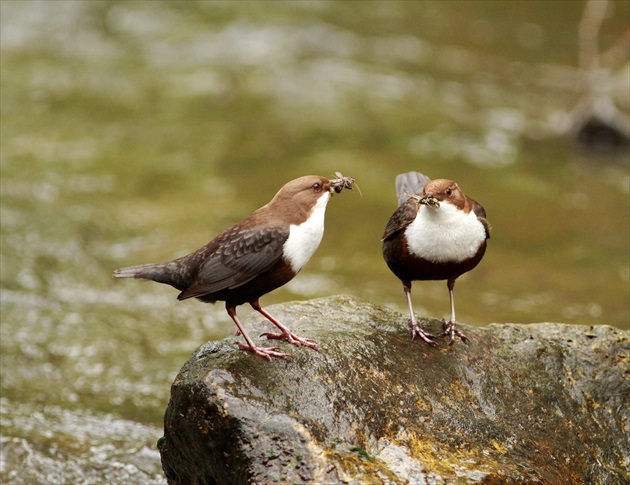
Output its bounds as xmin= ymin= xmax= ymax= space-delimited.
xmin=159 ymin=295 xmax=629 ymax=484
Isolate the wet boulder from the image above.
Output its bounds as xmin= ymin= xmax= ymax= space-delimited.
xmin=159 ymin=295 xmax=629 ymax=484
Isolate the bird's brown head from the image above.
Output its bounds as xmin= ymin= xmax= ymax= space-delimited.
xmin=272 ymin=173 xmax=354 ymax=202
xmin=415 ymin=179 xmax=466 ymax=210
xmin=263 ymin=175 xmax=334 ymax=220
xmin=272 ymin=175 xmax=334 ymax=203
xmin=262 ymin=174 xmax=354 ymax=225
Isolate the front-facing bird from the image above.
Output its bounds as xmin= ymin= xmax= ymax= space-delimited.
xmin=114 ymin=174 xmax=354 ymax=359
xmin=382 ymin=172 xmax=490 ymax=345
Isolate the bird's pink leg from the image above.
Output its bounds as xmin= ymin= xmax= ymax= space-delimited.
xmin=439 ymin=279 xmax=469 ymax=345
xmin=251 ymin=300 xmax=318 ymax=350
xmin=226 ymin=305 xmax=290 ymax=360
xmin=403 ymin=283 xmax=437 ymax=346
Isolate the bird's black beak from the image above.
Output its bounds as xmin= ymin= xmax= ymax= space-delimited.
xmin=421 ymin=194 xmax=440 ymax=208
xmin=411 ymin=193 xmax=440 ymax=208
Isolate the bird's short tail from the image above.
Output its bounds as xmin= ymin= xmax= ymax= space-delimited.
xmin=113 ymin=262 xmax=189 ymax=291
xmin=395 ymin=172 xmax=431 ymax=206
xmin=113 ymin=263 xmax=159 ymax=280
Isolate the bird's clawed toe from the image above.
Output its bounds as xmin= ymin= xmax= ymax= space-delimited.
xmin=411 ymin=323 xmax=438 ymax=347
xmin=237 ymin=342 xmax=291 ymax=360
xmin=260 ymin=331 xmax=319 ymax=350
xmin=439 ymin=320 xmax=469 ymax=345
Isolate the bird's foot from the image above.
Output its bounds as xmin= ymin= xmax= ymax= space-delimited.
xmin=237 ymin=342 xmax=291 ymax=360
xmin=260 ymin=331 xmax=318 ymax=350
xmin=439 ymin=320 xmax=469 ymax=345
xmin=411 ymin=322 xmax=438 ymax=347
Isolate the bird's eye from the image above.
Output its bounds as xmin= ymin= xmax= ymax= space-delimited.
xmin=445 ymin=188 xmax=452 ymax=196
xmin=312 ymin=183 xmax=321 ymax=191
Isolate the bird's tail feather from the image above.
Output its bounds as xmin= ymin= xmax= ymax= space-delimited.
xmin=113 ymin=263 xmax=158 ymax=279
xmin=113 ymin=262 xmax=186 ymax=290
xmin=395 ymin=172 xmax=431 ymax=206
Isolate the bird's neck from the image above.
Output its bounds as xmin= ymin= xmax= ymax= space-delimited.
xmin=282 ymin=193 xmax=330 ymax=272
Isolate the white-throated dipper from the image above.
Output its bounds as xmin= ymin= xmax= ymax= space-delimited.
xmin=114 ymin=174 xmax=354 ymax=359
xmin=382 ymin=171 xmax=490 ymax=345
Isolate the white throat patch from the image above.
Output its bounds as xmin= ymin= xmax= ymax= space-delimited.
xmin=405 ymin=202 xmax=486 ymax=263
xmin=283 ymin=192 xmax=331 ymax=272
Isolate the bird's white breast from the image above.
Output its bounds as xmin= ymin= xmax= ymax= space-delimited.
xmin=283 ymin=192 xmax=330 ymax=273
xmin=405 ymin=202 xmax=486 ymax=263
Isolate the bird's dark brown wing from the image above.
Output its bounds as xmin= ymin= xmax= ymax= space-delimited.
xmin=381 ymin=198 xmax=418 ymax=241
xmin=395 ymin=172 xmax=431 ymax=206
xmin=470 ymin=198 xmax=491 ymax=239
xmin=177 ymin=224 xmax=288 ymax=300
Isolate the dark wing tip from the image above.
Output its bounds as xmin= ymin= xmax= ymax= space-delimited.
xmin=382 ymin=198 xmax=417 ymax=240
xmin=470 ymin=199 xmax=491 ymax=239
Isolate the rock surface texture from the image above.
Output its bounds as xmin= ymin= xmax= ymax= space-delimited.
xmin=159 ymin=295 xmax=629 ymax=484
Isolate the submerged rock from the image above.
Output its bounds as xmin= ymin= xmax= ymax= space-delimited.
xmin=159 ymin=295 xmax=629 ymax=484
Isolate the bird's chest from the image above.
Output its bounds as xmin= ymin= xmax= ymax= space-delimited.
xmin=405 ymin=205 xmax=486 ymax=263
xmin=282 ymin=196 xmax=328 ymax=272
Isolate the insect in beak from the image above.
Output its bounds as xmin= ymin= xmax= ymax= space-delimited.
xmin=330 ymin=172 xmax=358 ymax=194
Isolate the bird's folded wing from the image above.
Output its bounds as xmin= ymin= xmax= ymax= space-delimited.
xmin=177 ymin=225 xmax=288 ymax=300
xmin=471 ymin=199 xmax=491 ymax=239
xmin=381 ymin=199 xmax=418 ymax=240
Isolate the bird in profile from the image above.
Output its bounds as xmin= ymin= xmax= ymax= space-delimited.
xmin=382 ymin=172 xmax=490 ymax=345
xmin=114 ymin=174 xmax=354 ymax=359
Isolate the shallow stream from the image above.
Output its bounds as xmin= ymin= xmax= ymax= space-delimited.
xmin=1 ymin=1 xmax=628 ymax=483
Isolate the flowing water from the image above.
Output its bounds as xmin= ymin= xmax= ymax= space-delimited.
xmin=1 ymin=1 xmax=628 ymax=483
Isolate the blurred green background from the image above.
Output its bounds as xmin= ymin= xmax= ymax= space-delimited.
xmin=1 ymin=1 xmax=628 ymax=483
